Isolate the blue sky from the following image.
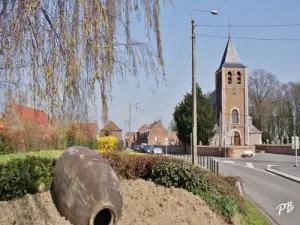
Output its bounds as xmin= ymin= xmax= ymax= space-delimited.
xmin=107 ymin=0 xmax=300 ymax=134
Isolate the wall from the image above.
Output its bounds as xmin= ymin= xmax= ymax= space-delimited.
xmin=255 ymin=144 xmax=300 ymax=155
xmin=165 ymin=145 xmax=237 ymax=158
xmin=148 ymin=121 xmax=168 ymax=145
xmin=164 ymin=144 xmax=255 ymax=158
xmin=249 ymin=133 xmax=261 ymax=145
xmin=166 ymin=144 xmax=299 ymax=156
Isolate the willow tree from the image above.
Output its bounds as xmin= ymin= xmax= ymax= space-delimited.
xmin=0 ymin=0 xmax=171 ymax=123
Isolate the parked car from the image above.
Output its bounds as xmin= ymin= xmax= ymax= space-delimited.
xmin=143 ymin=145 xmax=151 ymax=153
xmin=151 ymin=145 xmax=163 ymax=155
xmin=134 ymin=145 xmax=141 ymax=151
xmin=140 ymin=143 xmax=148 ymax=149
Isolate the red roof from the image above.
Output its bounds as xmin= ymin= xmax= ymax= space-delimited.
xmin=101 ymin=120 xmax=122 ymax=131
xmin=137 ymin=120 xmax=160 ymax=133
xmin=14 ymin=104 xmax=48 ymax=126
xmin=137 ymin=124 xmax=148 ymax=132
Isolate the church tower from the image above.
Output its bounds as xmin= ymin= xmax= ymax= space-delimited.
xmin=215 ymin=37 xmax=249 ymax=146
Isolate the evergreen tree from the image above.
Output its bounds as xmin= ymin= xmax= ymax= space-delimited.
xmin=173 ymin=84 xmax=216 ymax=147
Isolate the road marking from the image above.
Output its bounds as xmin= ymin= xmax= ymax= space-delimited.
xmin=220 ymin=161 xmax=276 ymax=176
xmin=246 ymin=162 xmax=254 ymax=168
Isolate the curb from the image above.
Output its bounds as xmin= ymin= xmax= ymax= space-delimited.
xmin=266 ymin=166 xmax=300 ymax=183
xmin=244 ymin=193 xmax=279 ymax=225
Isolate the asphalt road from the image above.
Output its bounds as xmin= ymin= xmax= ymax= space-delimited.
xmin=217 ymin=153 xmax=300 ymax=225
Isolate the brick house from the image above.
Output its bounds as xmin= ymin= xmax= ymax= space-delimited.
xmin=136 ymin=120 xmax=178 ymax=145
xmin=70 ymin=122 xmax=99 ymax=140
xmin=100 ymin=120 xmax=122 ymax=140
xmin=1 ymin=104 xmax=56 ymax=150
xmin=0 ymin=120 xmax=7 ymax=134
xmin=7 ymin=104 xmax=55 ymax=139
xmin=125 ymin=132 xmax=138 ymax=146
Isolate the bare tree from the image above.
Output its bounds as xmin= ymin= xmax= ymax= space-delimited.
xmin=282 ymin=82 xmax=300 ymax=137
xmin=0 ymin=0 xmax=172 ymax=124
xmin=169 ymin=119 xmax=177 ymax=132
xmin=248 ymin=69 xmax=280 ymax=129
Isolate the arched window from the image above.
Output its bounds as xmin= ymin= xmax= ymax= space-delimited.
xmin=228 ymin=71 xmax=232 ymax=84
xmin=237 ymin=71 xmax=242 ymax=84
xmin=231 ymin=109 xmax=239 ymax=124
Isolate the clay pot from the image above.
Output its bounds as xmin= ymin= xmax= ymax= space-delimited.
xmin=51 ymin=146 xmax=123 ymax=225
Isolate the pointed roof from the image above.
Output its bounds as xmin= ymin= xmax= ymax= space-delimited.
xmin=217 ymin=37 xmax=246 ymax=71
xmin=101 ymin=120 xmax=122 ymax=131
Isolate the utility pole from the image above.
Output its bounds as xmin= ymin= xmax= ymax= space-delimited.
xmin=219 ymin=111 xmax=222 ymax=157
xmin=128 ymin=102 xmax=139 ymax=133
xmin=128 ymin=104 xmax=132 ymax=132
xmin=124 ymin=120 xmax=128 ymax=139
xmin=191 ymin=19 xmax=197 ymax=164
xmin=293 ymin=121 xmax=298 ymax=167
xmin=190 ymin=9 xmax=218 ymax=164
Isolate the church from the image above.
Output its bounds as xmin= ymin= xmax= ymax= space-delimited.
xmin=209 ymin=37 xmax=262 ymax=147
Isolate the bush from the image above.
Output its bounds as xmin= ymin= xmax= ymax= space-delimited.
xmin=0 ymin=151 xmax=246 ymax=223
xmin=97 ymin=136 xmax=117 ymax=153
xmin=116 ymin=139 xmax=124 ymax=151
xmin=151 ymin=159 xmax=211 ymax=192
xmin=102 ymin=152 xmax=167 ymax=179
xmin=151 ymin=158 xmax=242 ymax=222
xmin=0 ymin=156 xmax=55 ymax=201
xmin=0 ymin=134 xmax=13 ymax=155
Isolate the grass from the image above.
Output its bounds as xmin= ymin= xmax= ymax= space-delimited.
xmin=123 ymin=150 xmax=147 ymax=155
xmin=236 ymin=199 xmax=272 ymax=225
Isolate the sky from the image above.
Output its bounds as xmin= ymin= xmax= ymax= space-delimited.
xmin=107 ymin=0 xmax=300 ymax=135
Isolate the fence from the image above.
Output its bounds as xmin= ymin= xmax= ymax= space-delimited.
xmin=167 ymin=154 xmax=219 ymax=175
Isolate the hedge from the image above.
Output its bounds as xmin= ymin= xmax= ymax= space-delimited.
xmin=0 ymin=151 xmax=266 ymax=224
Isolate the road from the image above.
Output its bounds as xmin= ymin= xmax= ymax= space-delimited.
xmin=217 ymin=153 xmax=300 ymax=225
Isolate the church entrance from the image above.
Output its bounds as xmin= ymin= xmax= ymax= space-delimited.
xmin=234 ymin=131 xmax=241 ymax=146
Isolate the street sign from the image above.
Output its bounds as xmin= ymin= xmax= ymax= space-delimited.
xmin=292 ymin=136 xmax=299 ymax=150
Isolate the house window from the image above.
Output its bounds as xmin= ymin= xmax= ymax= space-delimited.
xmin=228 ymin=72 xmax=232 ymax=84
xmin=237 ymin=71 xmax=242 ymax=84
xmin=231 ymin=109 xmax=239 ymax=124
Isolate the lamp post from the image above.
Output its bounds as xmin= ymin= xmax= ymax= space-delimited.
xmin=191 ymin=9 xmax=219 ymax=165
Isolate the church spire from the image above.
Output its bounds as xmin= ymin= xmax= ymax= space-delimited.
xmin=217 ymin=28 xmax=246 ymax=71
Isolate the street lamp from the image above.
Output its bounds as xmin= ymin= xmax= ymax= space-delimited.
xmin=191 ymin=9 xmax=218 ymax=165
xmin=191 ymin=9 xmax=219 ymax=19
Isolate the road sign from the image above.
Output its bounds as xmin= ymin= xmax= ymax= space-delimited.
xmin=292 ymin=136 xmax=299 ymax=150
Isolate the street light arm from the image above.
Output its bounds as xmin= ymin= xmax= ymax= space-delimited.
xmin=191 ymin=8 xmax=219 ymax=20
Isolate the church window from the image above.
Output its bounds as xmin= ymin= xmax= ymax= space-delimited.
xmin=228 ymin=72 xmax=232 ymax=84
xmin=237 ymin=71 xmax=242 ymax=84
xmin=231 ymin=109 xmax=239 ymax=124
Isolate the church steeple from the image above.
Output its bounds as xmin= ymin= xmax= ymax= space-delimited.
xmin=217 ymin=37 xmax=246 ymax=71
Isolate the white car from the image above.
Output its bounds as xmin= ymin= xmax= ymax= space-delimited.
xmin=151 ymin=145 xmax=163 ymax=155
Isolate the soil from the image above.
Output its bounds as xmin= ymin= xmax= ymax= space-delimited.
xmin=0 ymin=179 xmax=227 ymax=225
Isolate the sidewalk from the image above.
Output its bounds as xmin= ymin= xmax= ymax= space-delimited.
xmin=266 ymin=165 xmax=300 ymax=183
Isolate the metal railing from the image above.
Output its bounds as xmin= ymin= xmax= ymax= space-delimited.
xmin=167 ymin=154 xmax=219 ymax=175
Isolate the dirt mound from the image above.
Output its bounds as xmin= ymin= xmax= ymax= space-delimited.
xmin=0 ymin=179 xmax=227 ymax=225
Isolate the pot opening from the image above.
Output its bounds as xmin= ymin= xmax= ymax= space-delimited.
xmin=94 ymin=208 xmax=113 ymax=225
